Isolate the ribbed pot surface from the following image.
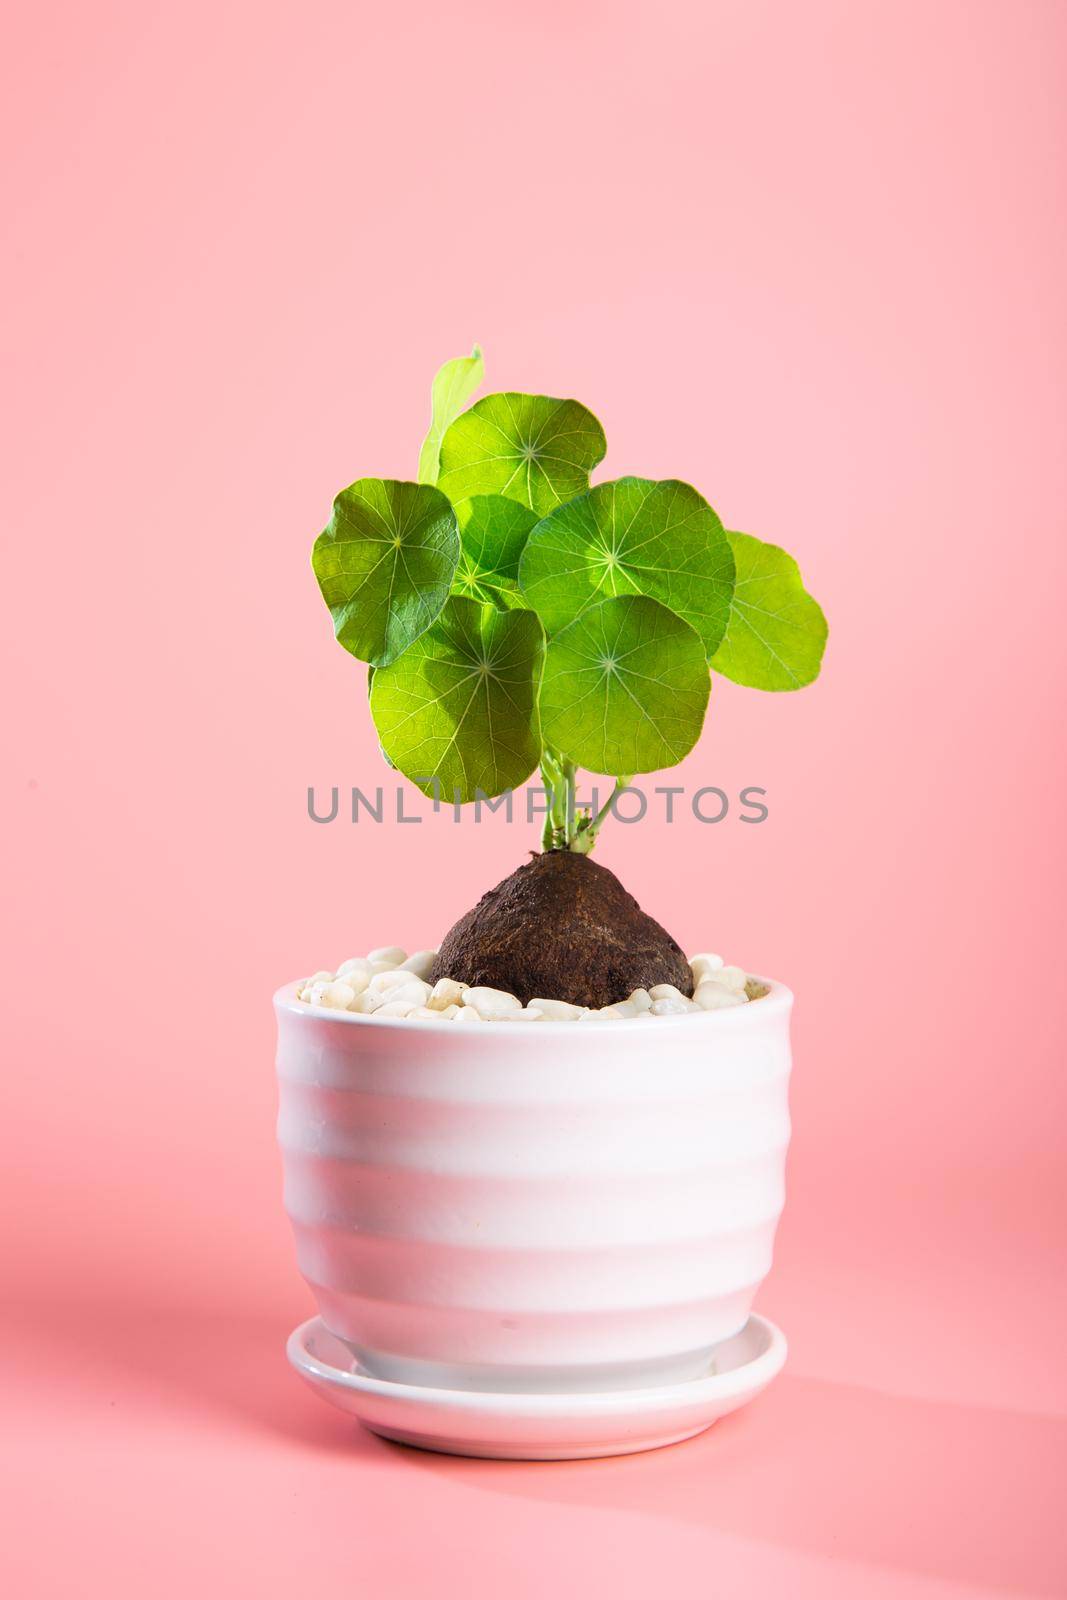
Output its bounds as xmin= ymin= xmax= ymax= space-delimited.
xmin=275 ymin=980 xmax=792 ymax=1393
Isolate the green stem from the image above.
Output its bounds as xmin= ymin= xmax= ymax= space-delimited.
xmin=569 ymin=775 xmax=632 ymax=854
xmin=537 ymin=745 xmax=572 ymax=851
xmin=560 ymin=759 xmax=577 ymax=842
xmin=539 ymin=754 xmax=633 ymax=855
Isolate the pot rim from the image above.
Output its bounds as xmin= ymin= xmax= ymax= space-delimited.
xmin=273 ymin=974 xmax=793 ymax=1033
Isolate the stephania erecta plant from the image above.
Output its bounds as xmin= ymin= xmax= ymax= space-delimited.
xmin=310 ymin=347 xmax=827 ymax=1006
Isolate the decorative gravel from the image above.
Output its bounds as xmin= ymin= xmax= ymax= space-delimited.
xmin=294 ymin=947 xmax=766 ymax=1021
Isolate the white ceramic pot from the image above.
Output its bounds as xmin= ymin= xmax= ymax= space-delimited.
xmin=274 ymin=979 xmax=792 ymax=1394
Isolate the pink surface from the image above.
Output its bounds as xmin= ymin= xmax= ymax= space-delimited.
xmin=2 ymin=1 xmax=1066 ymax=1595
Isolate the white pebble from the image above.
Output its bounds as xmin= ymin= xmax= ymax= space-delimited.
xmin=689 ymin=952 xmax=724 ymax=982
xmin=365 ymin=971 xmax=405 ymax=996
xmin=628 ymin=988 xmax=652 ymax=1014
xmin=598 ymin=1001 xmax=638 ymax=1018
xmin=717 ymin=966 xmax=748 ymax=993
xmin=428 ymin=978 xmax=467 ymax=1010
xmin=305 ymin=981 xmax=330 ymax=1006
xmin=455 ymin=1006 xmax=483 ymax=1023
xmin=409 ymin=1006 xmax=443 ymax=1020
xmin=649 ymin=983 xmax=686 ymax=1002
xmin=529 ymin=998 xmax=586 ymax=1020
xmin=399 ymin=950 xmax=436 ymax=981
xmin=464 ymin=987 xmax=522 ymax=1018
xmin=368 ymin=970 xmax=429 ymax=999
xmin=694 ymin=980 xmax=747 ymax=1010
xmin=464 ymin=986 xmax=522 ymax=1009
xmin=376 ymin=998 xmax=418 ymax=1018
xmin=306 ymin=970 xmax=334 ymax=987
xmin=500 ymin=1007 xmax=545 ymax=1021
xmin=335 ymin=967 xmax=370 ymax=997
xmin=651 ymin=996 xmax=692 ymax=1016
xmin=347 ymin=990 xmax=382 ymax=1013
xmin=337 ymin=956 xmax=373 ymax=983
xmin=368 ymin=946 xmax=407 ymax=966
xmin=386 ymin=981 xmax=432 ymax=1009
xmin=322 ymin=980 xmax=356 ymax=1010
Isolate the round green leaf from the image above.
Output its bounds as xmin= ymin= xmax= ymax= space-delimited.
xmin=417 ymin=345 xmax=484 ymax=485
xmin=539 ymin=595 xmax=710 ymax=776
xmin=518 ymin=477 xmax=735 ymax=656
xmin=452 ymin=495 xmax=539 ymax=609
xmin=370 ymin=596 xmax=545 ymax=802
xmin=711 ymin=530 xmax=828 ymax=690
xmin=438 ymin=392 xmax=606 ymax=518
xmin=312 ymin=479 xmax=460 ymax=669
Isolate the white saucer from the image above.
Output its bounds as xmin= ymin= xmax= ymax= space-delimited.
xmin=287 ymin=1314 xmax=787 ymax=1460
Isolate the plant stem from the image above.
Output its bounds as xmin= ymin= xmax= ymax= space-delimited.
xmin=569 ymin=775 xmax=632 ymax=854
xmin=538 ymin=748 xmax=566 ymax=850
xmin=539 ymin=754 xmax=633 ymax=855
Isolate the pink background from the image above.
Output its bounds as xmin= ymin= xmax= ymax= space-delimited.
xmin=3 ymin=1 xmax=1066 ymax=1594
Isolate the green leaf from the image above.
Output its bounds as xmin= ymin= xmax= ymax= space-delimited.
xmin=438 ymin=393 xmax=606 ymax=518
xmin=711 ymin=530 xmax=828 ymax=690
xmin=518 ymin=477 xmax=735 ymax=656
xmin=452 ymin=495 xmax=538 ymax=609
xmin=366 ymin=668 xmax=397 ymax=768
xmin=539 ymin=594 xmax=710 ymax=777
xmin=370 ymin=596 xmax=545 ymax=801
xmin=312 ymin=479 xmax=460 ymax=669
xmin=417 ymin=345 xmax=484 ymax=485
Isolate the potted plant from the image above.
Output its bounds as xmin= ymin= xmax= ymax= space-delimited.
xmin=275 ymin=347 xmax=827 ymax=1456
